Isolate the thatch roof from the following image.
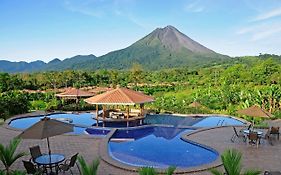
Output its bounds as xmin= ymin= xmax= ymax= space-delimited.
xmin=85 ymin=87 xmax=154 ymax=105
xmin=189 ymin=101 xmax=204 ymax=108
xmin=237 ymin=105 xmax=272 ymax=118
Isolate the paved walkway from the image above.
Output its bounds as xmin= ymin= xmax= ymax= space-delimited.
xmin=1 ymin=121 xmax=281 ymax=175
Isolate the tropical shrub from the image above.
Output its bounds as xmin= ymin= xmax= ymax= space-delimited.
xmin=30 ymin=100 xmax=47 ymax=110
xmin=78 ymin=156 xmax=100 ymax=175
xmin=138 ymin=166 xmax=176 ymax=175
xmin=0 ymin=91 xmax=30 ymax=120
xmin=0 ymin=138 xmax=27 ymax=174
xmin=210 ymin=149 xmax=261 ymax=175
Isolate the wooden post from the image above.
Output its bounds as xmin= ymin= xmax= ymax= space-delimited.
xmin=102 ymin=105 xmax=106 ymax=127
xmin=127 ymin=105 xmax=130 ymax=119
xmin=127 ymin=105 xmax=129 ymax=127
xmin=96 ymin=104 xmax=99 ymax=127
xmin=140 ymin=103 xmax=144 ymax=116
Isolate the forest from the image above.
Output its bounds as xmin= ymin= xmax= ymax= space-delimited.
xmin=0 ymin=55 xmax=281 ymax=125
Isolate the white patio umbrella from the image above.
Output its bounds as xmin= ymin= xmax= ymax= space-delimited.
xmin=18 ymin=117 xmax=73 ymax=155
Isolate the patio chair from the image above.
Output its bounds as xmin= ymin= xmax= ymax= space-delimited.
xmin=22 ymin=160 xmax=45 ymax=174
xmin=59 ymin=153 xmax=80 ymax=175
xmin=270 ymin=126 xmax=280 ymax=140
xmin=248 ymin=132 xmax=259 ymax=148
xmin=264 ymin=171 xmax=281 ymax=175
xmin=262 ymin=129 xmax=273 ymax=145
xmin=231 ymin=127 xmax=245 ymax=143
xmin=247 ymin=124 xmax=252 ymax=130
xmin=29 ymin=145 xmax=42 ymax=161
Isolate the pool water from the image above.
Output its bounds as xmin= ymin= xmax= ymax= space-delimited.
xmin=145 ymin=114 xmax=245 ymax=127
xmin=9 ymin=113 xmax=96 ymax=129
xmin=192 ymin=116 xmax=245 ymax=127
xmin=109 ymin=126 xmax=218 ymax=168
xmin=85 ymin=128 xmax=111 ymax=136
xmin=9 ymin=113 xmax=97 ymax=135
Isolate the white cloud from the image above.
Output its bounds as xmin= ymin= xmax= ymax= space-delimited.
xmin=236 ymin=23 xmax=266 ymax=35
xmin=253 ymin=6 xmax=281 ymax=21
xmin=237 ymin=22 xmax=281 ymax=41
xmin=184 ymin=1 xmax=205 ymax=13
xmin=62 ymin=0 xmax=108 ymax=18
xmin=252 ymin=26 xmax=281 ymax=41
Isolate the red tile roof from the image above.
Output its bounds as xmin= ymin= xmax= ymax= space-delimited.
xmin=56 ymin=88 xmax=93 ymax=98
xmin=85 ymin=87 xmax=154 ymax=105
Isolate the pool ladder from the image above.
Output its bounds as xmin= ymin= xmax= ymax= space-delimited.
xmin=216 ymin=119 xmax=225 ymax=126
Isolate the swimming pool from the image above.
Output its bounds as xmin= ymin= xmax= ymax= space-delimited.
xmin=145 ymin=114 xmax=245 ymax=127
xmin=8 ymin=113 xmax=97 ymax=135
xmin=8 ymin=112 xmax=246 ymax=169
xmin=9 ymin=113 xmax=96 ymax=128
xmin=108 ymin=126 xmax=219 ymax=168
xmin=8 ymin=113 xmax=245 ymax=135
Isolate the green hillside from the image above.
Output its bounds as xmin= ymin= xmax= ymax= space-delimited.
xmin=59 ymin=25 xmax=230 ymax=70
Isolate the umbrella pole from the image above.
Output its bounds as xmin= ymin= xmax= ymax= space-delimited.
xmin=47 ymin=137 xmax=51 ymax=155
xmin=252 ymin=119 xmax=254 ymax=131
xmin=47 ymin=137 xmax=53 ymax=173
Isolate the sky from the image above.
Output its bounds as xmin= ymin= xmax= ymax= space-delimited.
xmin=1 ymin=0 xmax=281 ymax=62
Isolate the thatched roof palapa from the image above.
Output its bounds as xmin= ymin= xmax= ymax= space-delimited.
xmin=189 ymin=101 xmax=204 ymax=108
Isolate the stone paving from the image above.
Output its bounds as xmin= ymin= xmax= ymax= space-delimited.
xmin=0 ymin=119 xmax=281 ymax=175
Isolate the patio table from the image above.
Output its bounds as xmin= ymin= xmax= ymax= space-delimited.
xmin=243 ymin=129 xmax=263 ymax=145
xmin=243 ymin=129 xmax=263 ymax=136
xmin=35 ymin=153 xmax=65 ymax=175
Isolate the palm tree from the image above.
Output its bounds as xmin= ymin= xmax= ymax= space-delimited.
xmin=210 ymin=149 xmax=261 ymax=175
xmin=0 ymin=138 xmax=26 ymax=174
xmin=78 ymin=156 xmax=99 ymax=175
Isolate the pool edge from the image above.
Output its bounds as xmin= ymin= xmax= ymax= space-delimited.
xmin=99 ymin=125 xmax=224 ymax=174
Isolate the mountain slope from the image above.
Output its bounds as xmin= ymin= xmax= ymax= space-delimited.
xmin=142 ymin=25 xmax=215 ymax=54
xmin=43 ymin=54 xmax=97 ymax=71
xmin=71 ymin=25 xmax=230 ymax=70
xmin=0 ymin=25 xmax=230 ymax=72
xmin=0 ymin=60 xmax=46 ymax=73
xmin=0 ymin=55 xmax=97 ymax=73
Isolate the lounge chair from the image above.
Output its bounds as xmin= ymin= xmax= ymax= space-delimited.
xmin=59 ymin=153 xmax=80 ymax=175
xmin=22 ymin=160 xmax=45 ymax=174
xmin=231 ymin=127 xmax=245 ymax=143
xmin=264 ymin=171 xmax=281 ymax=175
xmin=270 ymin=126 xmax=280 ymax=140
xmin=248 ymin=132 xmax=260 ymax=148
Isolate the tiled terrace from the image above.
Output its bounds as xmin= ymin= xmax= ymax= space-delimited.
xmin=0 ymin=117 xmax=280 ymax=175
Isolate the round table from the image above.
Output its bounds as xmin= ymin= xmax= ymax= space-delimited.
xmin=243 ymin=130 xmax=263 ymax=136
xmin=35 ymin=154 xmax=65 ymax=174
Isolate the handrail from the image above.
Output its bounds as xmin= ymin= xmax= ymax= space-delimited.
xmin=216 ymin=120 xmax=221 ymax=126
xmin=220 ymin=119 xmax=225 ymax=126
